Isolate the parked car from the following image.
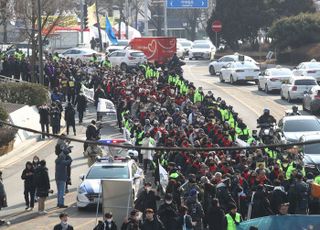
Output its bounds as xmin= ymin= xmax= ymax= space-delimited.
xmin=108 ymin=49 xmax=146 ymax=71
xmin=292 ymin=59 xmax=320 ymax=82
xmin=299 ymin=134 xmax=320 ymax=175
xmin=277 ymin=115 xmax=320 ymax=143
xmin=258 ymin=66 xmax=293 ymax=93
xmin=60 ymin=48 xmax=102 ymax=61
xmin=280 ymin=76 xmax=318 ymax=102
xmin=189 ymin=42 xmax=216 ymax=60
xmin=209 ymin=53 xmax=257 ymax=75
xmin=302 ymin=85 xmax=320 ymax=114
xmin=106 ymin=39 xmax=129 ymax=53
xmin=219 ymin=61 xmax=260 ymax=84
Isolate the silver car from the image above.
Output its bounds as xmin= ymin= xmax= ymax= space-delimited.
xmin=77 ymin=156 xmax=144 ymax=209
xmin=303 ymin=85 xmax=320 ymax=114
xmin=278 ymin=115 xmax=320 ymax=143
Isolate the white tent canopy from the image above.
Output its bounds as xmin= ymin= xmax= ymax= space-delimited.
xmin=113 ymin=22 xmax=142 ymax=40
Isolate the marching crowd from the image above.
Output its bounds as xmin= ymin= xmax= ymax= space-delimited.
xmin=0 ymin=49 xmax=320 ymax=230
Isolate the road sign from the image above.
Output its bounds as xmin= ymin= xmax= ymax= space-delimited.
xmin=167 ymin=0 xmax=208 ymax=8
xmin=266 ymin=51 xmax=274 ymax=60
xmin=212 ymin=20 xmax=222 ymax=33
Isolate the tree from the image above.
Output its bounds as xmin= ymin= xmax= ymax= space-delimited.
xmin=15 ymin=0 xmax=73 ymax=82
xmin=206 ymin=0 xmax=316 ymax=50
xmin=268 ymin=13 xmax=320 ymax=50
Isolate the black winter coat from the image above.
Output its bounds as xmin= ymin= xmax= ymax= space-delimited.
xmin=206 ymin=207 xmax=226 ymax=230
xmin=21 ymin=168 xmax=35 ymax=191
xmin=134 ymin=190 xmax=160 ymax=213
xmin=94 ymin=220 xmax=118 ymax=230
xmin=34 ymin=166 xmax=50 ymax=197
xmin=74 ymin=94 xmax=87 ymax=112
xmin=141 ymin=217 xmax=165 ymax=230
xmin=39 ymin=106 xmax=50 ymax=124
xmin=53 ymin=223 xmax=74 ymax=230
xmin=251 ymin=190 xmax=273 ymax=218
xmin=157 ymin=202 xmax=179 ymax=230
xmin=65 ymin=105 xmax=76 ymax=125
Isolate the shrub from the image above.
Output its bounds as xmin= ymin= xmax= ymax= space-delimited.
xmin=0 ymin=104 xmax=8 ymax=122
xmin=268 ymin=13 xmax=320 ymax=50
xmin=0 ymin=127 xmax=17 ymax=146
xmin=0 ymin=82 xmax=49 ymax=106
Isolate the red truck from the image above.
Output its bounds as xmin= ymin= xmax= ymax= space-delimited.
xmin=129 ymin=37 xmax=176 ymax=65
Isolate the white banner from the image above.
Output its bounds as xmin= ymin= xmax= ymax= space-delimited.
xmin=81 ymin=84 xmax=95 ymax=102
xmin=97 ymin=98 xmax=116 ymax=114
xmin=159 ymin=163 xmax=169 ymax=193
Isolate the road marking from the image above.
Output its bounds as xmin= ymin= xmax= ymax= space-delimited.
xmin=75 ymin=219 xmax=97 ymax=229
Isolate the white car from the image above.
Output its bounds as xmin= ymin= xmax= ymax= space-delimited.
xmin=77 ymin=143 xmax=144 ymax=209
xmin=258 ymin=66 xmax=293 ymax=93
xmin=106 ymin=40 xmax=129 ymax=54
xmin=177 ymin=39 xmax=193 ymax=56
xmin=209 ymin=54 xmax=257 ymax=75
xmin=292 ymin=59 xmax=320 ymax=82
xmin=176 ymin=43 xmax=185 ymax=59
xmin=108 ymin=49 xmax=146 ymax=71
xmin=220 ymin=61 xmax=260 ymax=84
xmin=189 ymin=42 xmax=216 ymax=60
xmin=278 ymin=116 xmax=320 ymax=143
xmin=60 ymin=48 xmax=102 ymax=61
xmin=281 ymin=76 xmax=318 ymax=102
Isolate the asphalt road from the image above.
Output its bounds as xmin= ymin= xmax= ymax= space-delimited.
xmin=0 ymin=60 xmax=313 ymax=229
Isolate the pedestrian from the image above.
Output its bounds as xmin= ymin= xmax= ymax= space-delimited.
xmin=85 ymin=144 xmax=103 ymax=167
xmin=157 ymin=193 xmax=179 ymax=230
xmin=90 ymin=37 xmax=97 ymax=50
xmin=251 ymin=185 xmax=273 ymax=218
xmin=185 ymin=189 xmax=205 ymax=230
xmin=84 ymin=120 xmax=100 ymax=152
xmin=50 ymin=102 xmax=61 ymax=135
xmin=21 ymin=161 xmax=35 ymax=211
xmin=34 ymin=160 xmax=50 ymax=214
xmin=94 ymin=212 xmax=118 ymax=230
xmin=206 ymin=198 xmax=226 ymax=230
xmin=177 ymin=205 xmax=193 ymax=230
xmin=94 ymin=84 xmax=106 ymax=109
xmin=225 ymin=204 xmax=242 ymax=230
xmin=74 ymin=92 xmax=87 ymax=123
xmin=38 ymin=104 xmax=50 ymax=139
xmin=53 ymin=212 xmax=74 ymax=230
xmin=134 ymin=182 xmax=160 ymax=215
xmin=0 ymin=170 xmax=8 ymax=226
xmin=55 ymin=151 xmax=72 ymax=208
xmin=288 ymin=172 xmax=309 ymax=214
xmin=65 ymin=102 xmax=76 ymax=136
xmin=121 ymin=209 xmax=142 ymax=230
xmin=141 ymin=132 xmax=155 ymax=173
xmin=32 ymin=155 xmax=41 ymax=169
xmin=141 ymin=209 xmax=165 ymax=230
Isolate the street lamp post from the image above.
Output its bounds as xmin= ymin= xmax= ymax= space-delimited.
xmin=37 ymin=0 xmax=44 ymax=85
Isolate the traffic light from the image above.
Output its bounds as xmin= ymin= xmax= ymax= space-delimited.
xmin=83 ymin=4 xmax=88 ymax=29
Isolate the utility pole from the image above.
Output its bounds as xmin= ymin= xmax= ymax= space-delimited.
xmin=95 ymin=0 xmax=103 ymax=51
xmin=37 ymin=0 xmax=44 ymax=85
xmin=164 ymin=0 xmax=167 ymax=36
xmin=80 ymin=0 xmax=84 ymax=44
xmin=144 ymin=0 xmax=148 ymax=36
xmin=125 ymin=0 xmax=129 ymax=39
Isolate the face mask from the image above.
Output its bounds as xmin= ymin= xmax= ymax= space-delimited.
xmin=106 ymin=218 xmax=113 ymax=222
xmin=145 ymin=187 xmax=151 ymax=192
xmin=165 ymin=200 xmax=172 ymax=204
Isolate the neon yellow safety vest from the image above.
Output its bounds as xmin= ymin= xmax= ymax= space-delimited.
xmin=265 ymin=148 xmax=278 ymax=159
xmin=315 ymin=175 xmax=320 ymax=185
xmin=102 ymin=60 xmax=112 ymax=68
xmin=169 ymin=172 xmax=179 ymax=179
xmin=226 ymin=213 xmax=241 ymax=230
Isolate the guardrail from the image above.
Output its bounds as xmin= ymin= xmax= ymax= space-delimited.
xmin=0 ymin=75 xmax=27 ymax=83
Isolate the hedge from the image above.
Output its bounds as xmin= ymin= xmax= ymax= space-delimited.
xmin=268 ymin=13 xmax=320 ymax=50
xmin=0 ymin=104 xmax=8 ymax=122
xmin=0 ymin=82 xmax=49 ymax=106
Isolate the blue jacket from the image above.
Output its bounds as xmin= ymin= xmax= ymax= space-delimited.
xmin=55 ymin=154 xmax=72 ymax=181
